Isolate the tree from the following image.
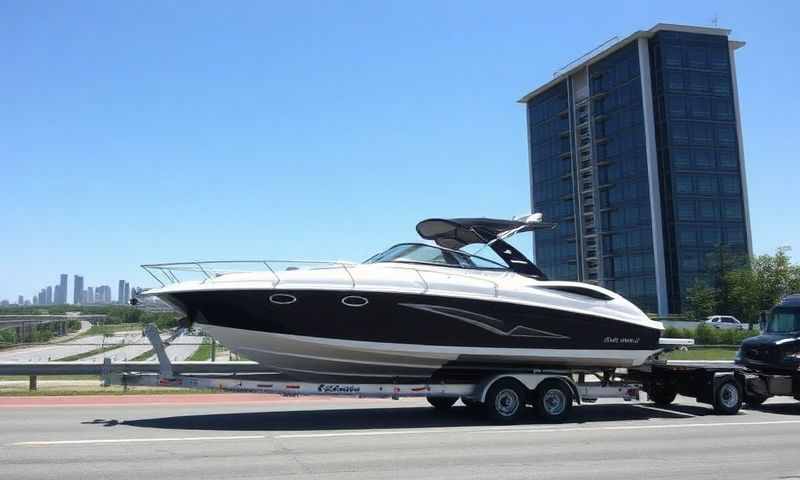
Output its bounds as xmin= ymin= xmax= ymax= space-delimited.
xmin=684 ymin=280 xmax=717 ymax=321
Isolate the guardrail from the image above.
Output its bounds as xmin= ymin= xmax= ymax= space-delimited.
xmin=0 ymin=360 xmax=269 ymax=391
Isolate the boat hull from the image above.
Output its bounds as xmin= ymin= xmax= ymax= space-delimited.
xmin=162 ymin=288 xmax=662 ymax=380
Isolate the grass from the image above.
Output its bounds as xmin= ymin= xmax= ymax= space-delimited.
xmin=665 ymin=347 xmax=738 ymax=361
xmin=0 ymin=375 xmax=99 ymax=381
xmin=130 ymin=349 xmax=155 ymax=361
xmin=55 ymin=343 xmax=125 ymax=362
xmin=187 ymin=338 xmax=213 ymax=361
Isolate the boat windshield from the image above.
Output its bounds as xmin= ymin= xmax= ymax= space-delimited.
xmin=766 ymin=308 xmax=800 ymax=334
xmin=364 ymin=243 xmax=507 ymax=270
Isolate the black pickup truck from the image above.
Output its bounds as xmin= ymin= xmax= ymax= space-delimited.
xmin=737 ymin=295 xmax=800 ymax=374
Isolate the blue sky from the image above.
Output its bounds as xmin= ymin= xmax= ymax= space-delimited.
xmin=1 ymin=1 xmax=798 ymax=301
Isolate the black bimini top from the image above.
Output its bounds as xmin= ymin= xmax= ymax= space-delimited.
xmin=416 ymin=218 xmax=538 ymax=249
xmin=416 ymin=217 xmax=551 ymax=279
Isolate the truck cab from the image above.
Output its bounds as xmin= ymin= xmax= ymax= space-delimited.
xmin=736 ymin=295 xmax=800 ymax=374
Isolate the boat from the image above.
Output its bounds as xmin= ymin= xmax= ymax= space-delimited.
xmin=138 ymin=215 xmax=665 ymax=381
xmin=736 ymin=294 xmax=800 ymax=374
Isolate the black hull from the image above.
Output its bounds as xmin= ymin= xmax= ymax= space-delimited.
xmin=165 ymin=289 xmax=661 ymax=352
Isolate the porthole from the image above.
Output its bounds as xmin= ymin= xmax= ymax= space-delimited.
xmin=269 ymin=293 xmax=297 ymax=305
xmin=341 ymin=295 xmax=368 ymax=307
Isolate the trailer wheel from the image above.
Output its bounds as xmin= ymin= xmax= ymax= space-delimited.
xmin=744 ymin=394 xmax=767 ymax=408
xmin=427 ymin=396 xmax=457 ymax=410
xmin=648 ymin=383 xmax=677 ymax=406
xmin=534 ymin=379 xmax=573 ymax=423
xmin=713 ymin=379 xmax=742 ymax=415
xmin=485 ymin=378 xmax=528 ymax=423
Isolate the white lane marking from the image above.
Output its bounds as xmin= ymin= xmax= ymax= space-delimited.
xmin=12 ymin=435 xmax=265 ymax=447
xmin=633 ymin=404 xmax=697 ymax=417
xmin=275 ymin=419 xmax=800 ymax=439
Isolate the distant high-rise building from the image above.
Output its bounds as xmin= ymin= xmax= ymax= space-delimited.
xmin=57 ymin=274 xmax=68 ymax=304
xmin=73 ymin=275 xmax=84 ymax=304
xmin=123 ymin=282 xmax=130 ymax=305
xmin=45 ymin=286 xmax=53 ymax=305
xmin=86 ymin=287 xmax=94 ymax=304
xmin=95 ymin=285 xmax=112 ymax=304
xmin=117 ymin=280 xmax=125 ymax=304
xmin=17 ymin=295 xmax=23 ymax=305
xmin=38 ymin=289 xmax=46 ymax=305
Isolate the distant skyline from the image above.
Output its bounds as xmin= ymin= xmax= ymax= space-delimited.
xmin=2 ymin=1 xmax=799 ymax=300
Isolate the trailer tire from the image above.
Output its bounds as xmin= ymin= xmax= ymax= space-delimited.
xmin=713 ymin=379 xmax=742 ymax=415
xmin=485 ymin=378 xmax=528 ymax=424
xmin=648 ymin=383 xmax=677 ymax=406
xmin=534 ymin=379 xmax=573 ymax=423
xmin=427 ymin=396 xmax=457 ymax=410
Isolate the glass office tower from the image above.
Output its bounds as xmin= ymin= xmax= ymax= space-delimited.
xmin=520 ymin=24 xmax=751 ymax=314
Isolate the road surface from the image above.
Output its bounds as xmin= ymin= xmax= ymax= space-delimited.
xmin=0 ymin=330 xmax=128 ymax=362
xmin=144 ymin=333 xmax=202 ymax=362
xmin=1 ymin=394 xmax=799 ymax=479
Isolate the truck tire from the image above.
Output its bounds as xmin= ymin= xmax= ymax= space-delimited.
xmin=485 ymin=378 xmax=528 ymax=424
xmin=648 ymin=383 xmax=678 ymax=406
xmin=534 ymin=379 xmax=573 ymax=423
xmin=713 ymin=379 xmax=742 ymax=415
xmin=427 ymin=396 xmax=457 ymax=410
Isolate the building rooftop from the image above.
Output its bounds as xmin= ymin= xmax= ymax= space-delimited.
xmin=517 ymin=23 xmax=744 ymax=104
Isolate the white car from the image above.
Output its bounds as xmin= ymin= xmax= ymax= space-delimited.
xmin=704 ymin=315 xmax=745 ymax=330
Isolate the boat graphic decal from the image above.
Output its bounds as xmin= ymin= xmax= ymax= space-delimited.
xmin=399 ymin=303 xmax=570 ymax=339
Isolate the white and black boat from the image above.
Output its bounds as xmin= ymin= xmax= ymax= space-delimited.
xmin=138 ymin=215 xmax=665 ymax=381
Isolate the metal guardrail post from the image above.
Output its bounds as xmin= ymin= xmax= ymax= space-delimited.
xmin=29 ymin=375 xmax=37 ymax=391
xmin=211 ymin=338 xmax=216 ymax=362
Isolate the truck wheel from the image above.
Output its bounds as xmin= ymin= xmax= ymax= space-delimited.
xmin=648 ymin=383 xmax=678 ymax=406
xmin=713 ymin=379 xmax=742 ymax=415
xmin=427 ymin=396 xmax=457 ymax=410
xmin=534 ymin=379 xmax=573 ymax=423
xmin=744 ymin=394 xmax=767 ymax=407
xmin=485 ymin=378 xmax=528 ymax=424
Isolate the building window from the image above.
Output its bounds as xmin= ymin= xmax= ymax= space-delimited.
xmin=712 ymin=98 xmax=733 ymax=120
xmin=698 ymin=200 xmax=716 ymax=220
xmin=695 ymin=175 xmax=715 ymax=194
xmin=718 ymin=150 xmax=737 ymax=169
xmin=672 ymin=149 xmax=691 ymax=169
xmin=721 ymin=176 xmax=740 ymax=194
xmin=688 ymin=71 xmax=709 ymax=93
xmin=687 ymin=45 xmax=708 ymax=68
xmin=677 ymin=201 xmax=695 ymax=220
xmin=679 ymin=228 xmax=697 ymax=246
xmin=692 ymin=124 xmax=713 ymax=146
xmin=664 ymin=46 xmax=683 ymax=67
xmin=710 ymin=47 xmax=729 ymax=70
xmin=671 ymin=123 xmax=690 ymax=145
xmin=675 ymin=175 xmax=693 ymax=194
xmin=711 ymin=75 xmax=731 ymax=95
xmin=717 ymin=126 xmax=736 ymax=147
xmin=693 ymin=150 xmax=715 ymax=169
xmin=701 ymin=228 xmax=721 ymax=246
xmin=668 ymin=95 xmax=686 ymax=118
xmin=667 ymin=71 xmax=684 ymax=91
xmin=725 ymin=227 xmax=745 ymax=246
xmin=723 ymin=201 xmax=742 ymax=219
xmin=690 ymin=97 xmax=711 ymax=119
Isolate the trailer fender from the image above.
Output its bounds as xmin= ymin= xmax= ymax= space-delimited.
xmin=476 ymin=374 xmax=581 ymax=405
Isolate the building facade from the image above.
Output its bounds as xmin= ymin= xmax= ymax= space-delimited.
xmin=73 ymin=275 xmax=84 ymax=305
xmin=520 ymin=24 xmax=750 ymax=314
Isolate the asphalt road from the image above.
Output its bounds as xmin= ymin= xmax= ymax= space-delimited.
xmin=2 ymin=395 xmax=800 ymax=480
